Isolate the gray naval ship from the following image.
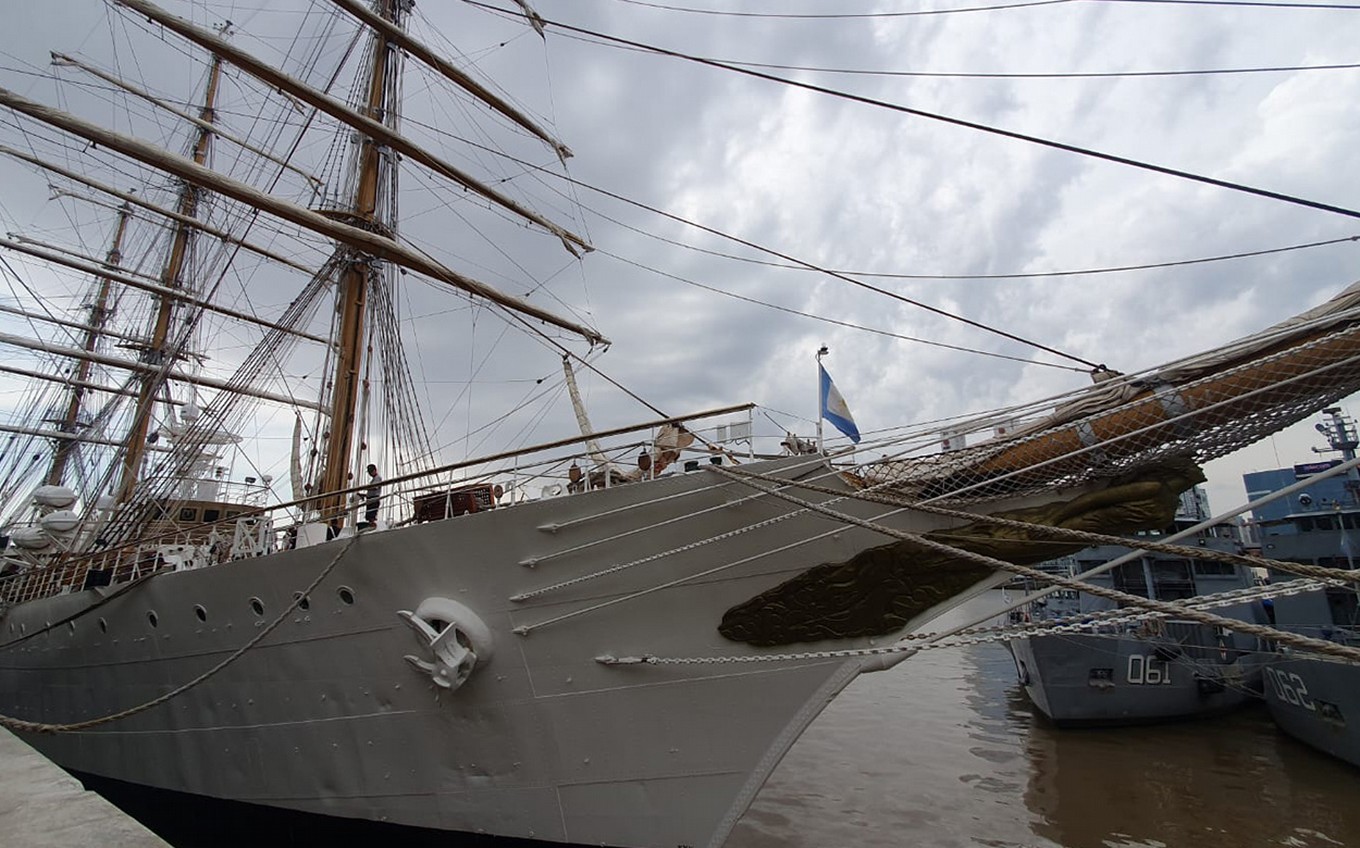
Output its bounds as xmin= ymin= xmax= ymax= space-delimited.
xmin=1247 ymin=407 xmax=1360 ymax=768
xmin=1006 ymin=485 xmax=1268 ymax=726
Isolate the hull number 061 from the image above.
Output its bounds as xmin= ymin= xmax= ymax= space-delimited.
xmin=1126 ymin=654 xmax=1172 ymax=685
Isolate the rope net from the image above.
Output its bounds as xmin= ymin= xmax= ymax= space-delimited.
xmin=864 ymin=285 xmax=1360 ymax=504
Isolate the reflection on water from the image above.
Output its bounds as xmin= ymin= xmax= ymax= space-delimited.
xmin=727 ymin=592 xmax=1360 ymax=848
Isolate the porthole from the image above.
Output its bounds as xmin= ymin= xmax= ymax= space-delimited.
xmin=67 ymin=621 xmax=76 ymax=635
xmin=18 ymin=623 xmax=25 ymax=635
xmin=147 ymin=611 xmax=159 ymax=628
xmin=98 ymin=617 xmax=108 ymax=633
xmin=337 ymin=586 xmax=355 ymax=606
xmin=293 ymin=592 xmax=310 ymax=611
xmin=249 ymin=597 xmax=265 ymax=617
xmin=194 ymin=605 xmax=207 ymax=623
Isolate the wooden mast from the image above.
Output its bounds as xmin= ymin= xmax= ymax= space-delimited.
xmin=315 ymin=0 xmax=400 ymax=528
xmin=115 ymin=53 xmax=223 ymax=502
xmin=45 ymin=201 xmax=131 ymax=486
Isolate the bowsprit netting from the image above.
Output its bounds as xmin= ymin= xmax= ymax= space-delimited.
xmin=863 ymin=282 xmax=1360 ymax=504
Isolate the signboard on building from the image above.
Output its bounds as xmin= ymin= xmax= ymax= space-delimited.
xmin=1294 ymin=459 xmax=1343 ymax=478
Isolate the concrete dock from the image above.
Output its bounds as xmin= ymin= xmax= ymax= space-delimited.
xmin=0 ymin=728 xmax=170 ymax=847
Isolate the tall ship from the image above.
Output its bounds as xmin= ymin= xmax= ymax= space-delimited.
xmin=0 ymin=3 xmax=1359 ymax=847
xmin=1246 ymin=407 xmax=1360 ymax=768
xmin=1006 ymin=485 xmax=1267 ymax=726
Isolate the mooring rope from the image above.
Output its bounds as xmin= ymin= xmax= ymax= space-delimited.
xmin=708 ymin=466 xmax=1360 ymax=665
xmin=0 ymin=571 xmax=165 ymax=650
xmin=0 ymin=534 xmax=359 ymax=734
xmin=727 ymin=466 xmax=1360 ymax=586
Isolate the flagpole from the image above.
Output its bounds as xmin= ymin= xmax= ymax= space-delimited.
xmin=816 ymin=344 xmax=828 ymax=454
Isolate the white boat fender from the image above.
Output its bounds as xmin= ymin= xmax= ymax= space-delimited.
xmin=397 ymin=597 xmax=493 ymax=692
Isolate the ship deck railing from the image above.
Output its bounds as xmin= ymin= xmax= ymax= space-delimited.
xmin=0 ymin=405 xmax=762 ymax=605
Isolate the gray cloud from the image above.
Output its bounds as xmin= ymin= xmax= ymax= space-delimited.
xmin=1 ymin=0 xmax=1358 ymax=508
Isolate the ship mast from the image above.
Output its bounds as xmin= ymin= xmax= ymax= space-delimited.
xmin=45 ymin=201 xmax=131 ymax=486
xmin=315 ymin=0 xmax=403 ymax=528
xmin=115 ymin=51 xmax=224 ymax=502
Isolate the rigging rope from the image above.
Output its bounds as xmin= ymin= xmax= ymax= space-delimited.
xmin=469 ymin=1 xmax=1360 ymax=224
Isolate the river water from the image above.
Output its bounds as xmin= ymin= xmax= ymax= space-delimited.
xmin=727 ymin=591 xmax=1360 ymax=848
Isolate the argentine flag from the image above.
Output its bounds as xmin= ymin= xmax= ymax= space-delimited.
xmin=819 ymin=365 xmax=861 ymax=443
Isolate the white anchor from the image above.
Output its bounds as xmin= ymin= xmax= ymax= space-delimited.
xmin=397 ymin=597 xmax=494 ymax=692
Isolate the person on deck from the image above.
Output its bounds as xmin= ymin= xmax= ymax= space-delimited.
xmin=364 ymin=464 xmax=382 ymax=527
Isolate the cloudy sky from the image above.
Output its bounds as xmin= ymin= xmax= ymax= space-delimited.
xmin=1 ymin=0 xmax=1359 ymax=513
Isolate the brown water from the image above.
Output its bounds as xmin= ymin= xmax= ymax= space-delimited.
xmin=728 ymin=592 xmax=1360 ymax=848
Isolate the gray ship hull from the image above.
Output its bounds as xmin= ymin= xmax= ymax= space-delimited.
xmin=1008 ymin=623 xmax=1259 ymax=726
xmin=1262 ymin=653 xmax=1360 ymax=768
xmin=0 ymin=457 xmax=1046 ymax=848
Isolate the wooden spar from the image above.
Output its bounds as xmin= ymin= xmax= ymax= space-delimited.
xmin=117 ymin=0 xmax=592 ymax=256
xmin=0 ymin=89 xmax=608 ymax=345
xmin=0 ymin=361 xmax=182 ymax=405
xmin=0 ymin=297 xmax=146 ymax=351
xmin=0 ymin=329 xmax=327 ymax=412
xmin=7 ymin=233 xmax=171 ymax=289
xmin=50 ymin=53 xmax=324 ymax=189
xmin=0 ymin=143 xmax=315 ymax=275
xmin=562 ymin=356 xmax=610 ymax=467
xmin=117 ymin=53 xmax=224 ymax=502
xmin=46 ymin=202 xmax=131 ymax=486
xmin=953 ymin=327 xmax=1360 ymax=488
xmin=0 ymin=237 xmax=328 ymax=345
xmin=314 ymin=0 xmax=394 ymax=527
xmin=0 ymin=421 xmax=174 ymax=453
xmin=326 ymin=0 xmax=572 ymax=161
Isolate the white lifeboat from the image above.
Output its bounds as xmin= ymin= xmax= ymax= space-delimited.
xmin=32 ymin=485 xmax=77 ymax=509
xmin=10 ymin=527 xmax=53 ymax=550
xmin=40 ymin=510 xmax=81 ymax=534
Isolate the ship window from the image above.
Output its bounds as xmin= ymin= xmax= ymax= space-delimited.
xmin=194 ymin=605 xmax=207 ymax=623
xmin=147 ymin=611 xmax=158 ymax=628
xmin=1316 ymin=515 xmax=1338 ymax=531
xmin=67 ymin=621 xmax=75 ymax=635
xmin=98 ymin=617 xmax=107 ymax=633
xmin=293 ymin=591 xmax=310 ymax=611
xmin=337 ymin=586 xmax=355 ymax=606
xmin=179 ymin=507 xmax=199 ymax=522
xmin=249 ymin=597 xmax=265 ymax=617
xmin=203 ymin=509 xmax=222 ymax=522
xmin=1151 ymin=560 xmax=1195 ymax=601
xmin=1111 ymin=562 xmax=1149 ymax=598
xmin=1296 ymin=517 xmax=1314 ymax=532
xmin=1326 ymin=588 xmax=1359 ymax=624
xmin=1344 ymin=514 xmax=1360 ymax=530
xmin=1192 ymin=561 xmax=1235 ymax=576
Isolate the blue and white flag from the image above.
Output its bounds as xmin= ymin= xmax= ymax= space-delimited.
xmin=819 ymin=365 xmax=861 ymax=443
